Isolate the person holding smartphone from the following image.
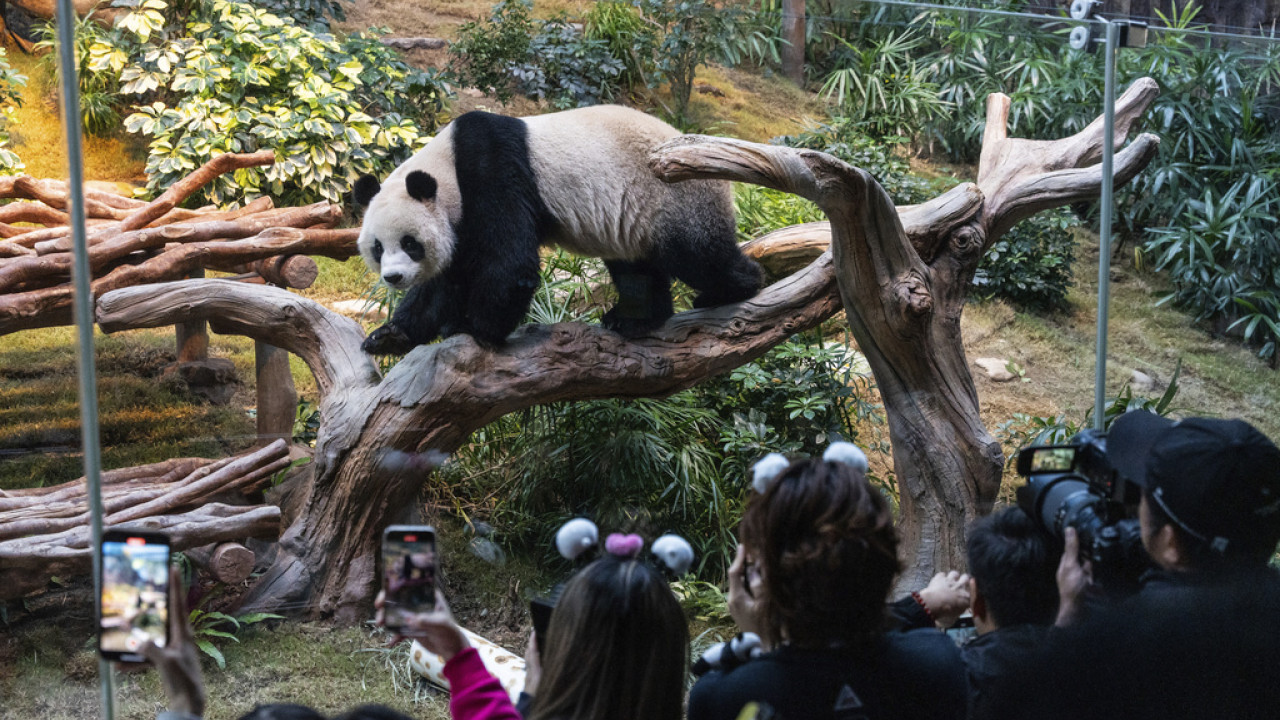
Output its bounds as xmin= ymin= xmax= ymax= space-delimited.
xmin=381 ymin=546 xmax=689 ymax=720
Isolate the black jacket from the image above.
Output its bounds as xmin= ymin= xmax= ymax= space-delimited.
xmin=687 ymin=629 xmax=967 ymax=720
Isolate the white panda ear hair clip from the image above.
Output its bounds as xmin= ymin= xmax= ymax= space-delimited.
xmin=750 ymin=441 xmax=869 ymax=494
xmin=823 ymin=441 xmax=868 ymax=473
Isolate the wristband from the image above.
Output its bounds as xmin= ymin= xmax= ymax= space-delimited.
xmin=911 ymin=590 xmax=937 ymax=624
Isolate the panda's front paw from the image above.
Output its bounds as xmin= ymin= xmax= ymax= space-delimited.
xmin=361 ymin=324 xmax=417 ymax=355
xmin=602 ymin=308 xmax=665 ymax=338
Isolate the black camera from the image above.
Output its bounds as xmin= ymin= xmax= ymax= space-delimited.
xmin=1015 ymin=429 xmax=1150 ymax=598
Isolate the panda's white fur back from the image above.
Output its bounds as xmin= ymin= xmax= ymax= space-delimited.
xmin=519 ymin=106 xmax=724 ymax=260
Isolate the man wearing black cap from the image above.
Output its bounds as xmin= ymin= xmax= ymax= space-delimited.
xmin=988 ymin=412 xmax=1280 ymax=719
xmin=1056 ymin=411 xmax=1280 ymax=624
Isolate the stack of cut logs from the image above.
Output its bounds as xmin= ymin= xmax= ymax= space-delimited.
xmin=0 ymin=151 xmax=359 ymax=336
xmin=0 ymin=152 xmax=361 ymax=598
xmin=0 ymin=440 xmax=292 ymax=599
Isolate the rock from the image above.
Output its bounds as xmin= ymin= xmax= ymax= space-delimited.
xmin=161 ymin=358 xmax=240 ymax=405
xmin=331 ymin=299 xmax=388 ymax=322
xmin=974 ymin=357 xmax=1017 ymax=382
xmin=1130 ymin=370 xmax=1156 ymax=393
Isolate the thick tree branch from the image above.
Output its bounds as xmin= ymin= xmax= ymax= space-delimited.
xmin=97 ymin=279 xmax=377 ymax=398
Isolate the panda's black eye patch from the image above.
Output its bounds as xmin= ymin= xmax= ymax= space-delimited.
xmin=400 ymin=236 xmax=425 ymax=262
xmin=372 ymin=239 xmax=384 ymax=263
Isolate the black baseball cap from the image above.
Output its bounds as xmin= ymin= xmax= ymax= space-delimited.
xmin=1108 ymin=411 xmax=1280 ymax=554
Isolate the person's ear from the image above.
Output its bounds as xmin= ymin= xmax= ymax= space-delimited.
xmin=969 ymin=577 xmax=988 ymax=622
xmin=1154 ymin=524 xmax=1191 ymax=570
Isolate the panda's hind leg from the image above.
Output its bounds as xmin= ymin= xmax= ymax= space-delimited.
xmin=602 ymin=259 xmax=674 ymax=337
xmin=657 ymin=229 xmax=764 ymax=310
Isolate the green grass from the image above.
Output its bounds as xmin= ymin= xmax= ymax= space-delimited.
xmin=0 ymin=327 xmax=257 ymax=491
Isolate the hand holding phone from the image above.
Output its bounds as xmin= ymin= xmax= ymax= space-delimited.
xmin=99 ymin=529 xmax=171 ymax=663
xmin=382 ymin=525 xmax=437 ymax=632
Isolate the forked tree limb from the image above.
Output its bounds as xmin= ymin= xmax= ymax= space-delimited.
xmin=978 ymin=78 xmax=1162 ymax=240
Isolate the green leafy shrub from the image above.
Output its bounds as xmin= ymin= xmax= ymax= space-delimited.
xmin=35 ymin=10 xmax=117 ymax=136
xmin=1145 ymin=178 xmax=1280 ymax=363
xmin=634 ymin=0 xmax=741 ymax=124
xmin=85 ymin=0 xmax=449 ymax=206
xmin=452 ymin=0 xmax=624 ymax=108
xmin=249 ymin=0 xmax=346 ymax=29
xmin=0 ymin=47 xmax=24 ymax=174
xmin=772 ymin=120 xmax=935 ymax=204
xmin=734 ymin=185 xmax=824 ymax=242
xmin=972 ymin=209 xmax=1078 ymax=313
xmin=819 ymin=28 xmax=947 ymax=140
xmin=584 ymin=0 xmax=657 ymax=89
xmin=513 ymin=19 xmax=623 ymax=108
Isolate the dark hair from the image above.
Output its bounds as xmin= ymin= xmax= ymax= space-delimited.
xmin=966 ymin=507 xmax=1058 ymax=627
xmin=528 ymin=555 xmax=689 ymax=720
xmin=236 ymin=705 xmax=326 ymax=720
xmin=739 ymin=456 xmax=900 ymax=649
xmin=1143 ymin=489 xmax=1279 ymax=569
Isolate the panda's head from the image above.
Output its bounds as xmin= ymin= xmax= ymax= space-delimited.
xmin=354 ymin=169 xmax=455 ymax=291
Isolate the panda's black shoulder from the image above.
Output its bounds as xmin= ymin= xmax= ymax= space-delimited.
xmin=450 ymin=111 xmax=531 ymax=170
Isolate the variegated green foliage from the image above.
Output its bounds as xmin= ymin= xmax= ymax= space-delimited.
xmin=0 ymin=47 xmax=25 ymax=174
xmin=84 ymin=0 xmax=450 ymax=206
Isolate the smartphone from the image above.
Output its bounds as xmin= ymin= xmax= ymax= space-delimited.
xmin=530 ymin=596 xmax=555 ymax=654
xmin=382 ymin=525 xmax=437 ymax=631
xmin=99 ymin=529 xmax=171 ymax=662
xmin=945 ymin=614 xmax=977 ymax=646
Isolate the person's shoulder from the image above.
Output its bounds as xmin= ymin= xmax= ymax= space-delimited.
xmin=881 ymin=629 xmax=966 ymax=689
xmin=688 ymin=655 xmax=789 ymax=720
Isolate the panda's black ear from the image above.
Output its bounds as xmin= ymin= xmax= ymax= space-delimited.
xmin=354 ymin=174 xmax=381 ymax=207
xmin=405 ymin=171 xmax=438 ymax=202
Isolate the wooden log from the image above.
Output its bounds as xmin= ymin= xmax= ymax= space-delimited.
xmin=0 ymin=227 xmax=357 ymax=335
xmin=0 ymin=200 xmax=71 ymax=226
xmin=0 ymin=504 xmax=280 ymax=600
xmin=185 ymin=542 xmax=256 ymax=584
xmin=116 ymin=150 xmax=276 ymax=233
xmin=209 ymin=255 xmax=320 ymax=289
xmin=255 ymin=341 xmax=297 ymax=446
xmin=0 ymin=457 xmax=219 ymax=504
xmin=0 ymin=241 xmax=35 ymax=258
xmin=177 ymin=270 xmax=210 ymax=363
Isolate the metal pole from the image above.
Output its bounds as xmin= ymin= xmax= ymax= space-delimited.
xmin=1093 ymin=19 xmax=1120 ymax=431
xmin=53 ymin=0 xmax=114 ymax=716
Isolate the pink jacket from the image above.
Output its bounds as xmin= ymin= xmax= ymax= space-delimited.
xmin=441 ymin=647 xmax=524 ymax=720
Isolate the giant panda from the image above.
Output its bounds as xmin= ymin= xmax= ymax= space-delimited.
xmin=353 ymin=105 xmax=763 ymax=354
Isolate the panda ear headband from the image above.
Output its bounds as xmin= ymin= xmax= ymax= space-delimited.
xmin=750 ymin=441 xmax=869 ymax=494
xmin=554 ymin=518 xmax=695 ymax=578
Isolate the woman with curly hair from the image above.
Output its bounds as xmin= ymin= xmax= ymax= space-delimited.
xmin=687 ymin=444 xmax=967 ymax=720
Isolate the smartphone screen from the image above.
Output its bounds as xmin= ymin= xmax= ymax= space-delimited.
xmin=383 ymin=525 xmax=437 ymax=631
xmin=99 ymin=529 xmax=170 ymax=662
xmin=530 ymin=597 xmax=554 ymax=655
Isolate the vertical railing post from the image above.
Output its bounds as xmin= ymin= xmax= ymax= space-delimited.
xmin=53 ymin=0 xmax=113 ymax=716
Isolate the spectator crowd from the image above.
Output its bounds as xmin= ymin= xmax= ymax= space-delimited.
xmin=136 ymin=411 xmax=1280 ymax=720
